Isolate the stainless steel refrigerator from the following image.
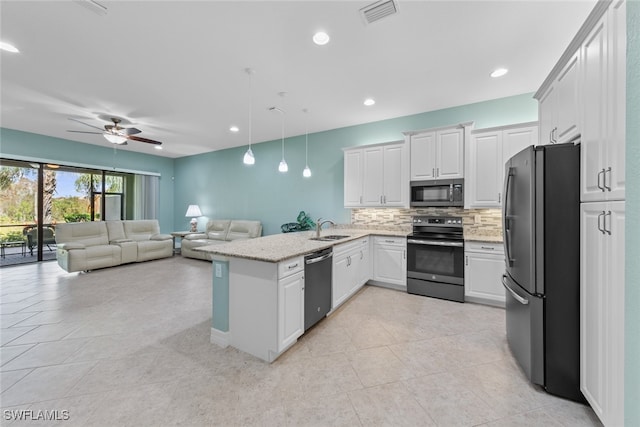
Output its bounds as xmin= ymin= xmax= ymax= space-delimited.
xmin=502 ymin=142 xmax=584 ymax=402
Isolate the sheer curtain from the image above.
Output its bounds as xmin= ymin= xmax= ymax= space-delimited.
xmin=133 ymin=174 xmax=159 ymax=220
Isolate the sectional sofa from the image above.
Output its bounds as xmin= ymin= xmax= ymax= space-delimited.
xmin=55 ymin=220 xmax=173 ymax=272
xmin=181 ymin=219 xmax=262 ymax=261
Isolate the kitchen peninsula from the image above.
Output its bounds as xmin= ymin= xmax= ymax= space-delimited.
xmin=197 ymin=228 xmax=408 ymax=362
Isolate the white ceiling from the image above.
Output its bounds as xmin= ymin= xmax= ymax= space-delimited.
xmin=1 ymin=0 xmax=596 ymax=159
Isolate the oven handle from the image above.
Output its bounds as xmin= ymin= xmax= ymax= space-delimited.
xmin=502 ymin=274 xmax=528 ymax=305
xmin=407 ymin=239 xmax=463 ymax=247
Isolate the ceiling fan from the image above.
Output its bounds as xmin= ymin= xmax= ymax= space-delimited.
xmin=67 ymin=117 xmax=162 ymax=146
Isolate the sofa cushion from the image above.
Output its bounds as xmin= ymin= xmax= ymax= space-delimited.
xmin=205 ymin=220 xmax=231 ymax=241
xmin=106 ymin=221 xmax=127 ymax=242
xmin=55 ymin=222 xmax=109 ymax=247
xmin=122 ymin=220 xmax=161 ymax=241
xmin=227 ymin=220 xmax=262 ymax=241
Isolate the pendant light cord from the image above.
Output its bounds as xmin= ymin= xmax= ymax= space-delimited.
xmin=248 ymin=70 xmax=253 ymax=150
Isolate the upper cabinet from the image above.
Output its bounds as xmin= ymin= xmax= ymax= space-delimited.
xmin=466 ymin=123 xmax=538 ymax=208
xmin=343 ymin=140 xmax=408 ymax=208
xmin=539 ymin=51 xmax=581 ymax=145
xmin=408 ymin=127 xmax=465 ymax=181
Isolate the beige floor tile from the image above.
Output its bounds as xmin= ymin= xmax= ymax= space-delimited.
xmin=1 ymin=368 xmax=32 ymax=394
xmin=348 ymin=381 xmax=436 ymax=426
xmin=0 ymin=326 xmax=37 ymax=346
xmin=480 ymin=409 xmax=564 ymax=426
xmin=0 ymin=344 xmax=35 ymax=368
xmin=346 ymin=346 xmax=416 ymax=387
xmin=283 ymin=392 xmax=362 ymax=427
xmin=7 ymin=323 xmax=81 ymax=346
xmin=1 ymin=312 xmax=39 ymax=328
xmin=538 ymin=399 xmax=604 ymax=426
xmin=1 ymin=338 xmax=89 ymax=371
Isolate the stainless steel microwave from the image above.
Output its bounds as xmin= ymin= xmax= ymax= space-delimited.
xmin=410 ymin=179 xmax=464 ymax=207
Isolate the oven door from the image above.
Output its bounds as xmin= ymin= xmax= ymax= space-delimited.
xmin=407 ymin=237 xmax=464 ymax=285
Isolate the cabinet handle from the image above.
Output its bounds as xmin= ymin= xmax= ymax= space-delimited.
xmin=359 ymin=196 xmax=362 ymax=204
xmin=380 ymin=195 xmax=383 ymax=204
xmin=465 ymin=256 xmax=468 ymax=266
xmin=498 ymin=192 xmax=501 ymax=203
xmin=551 ymin=127 xmax=558 ymax=143
xmin=597 ymin=169 xmax=606 ymax=191
xmin=597 ymin=211 xmax=606 ymax=235
xmin=403 ymin=250 xmax=406 ymax=260
xmin=480 ymin=246 xmax=494 ymax=250
xmin=360 ymin=250 xmax=363 ymax=260
xmin=288 ymin=263 xmax=299 ymax=269
xmin=385 ymin=240 xmax=395 ymax=243
xmin=436 ymin=168 xmax=439 ymax=177
xmin=603 ymin=167 xmax=612 ymax=192
xmin=347 ymin=255 xmax=351 ymax=267
xmin=604 ymin=210 xmax=612 ymax=235
xmin=432 ymin=168 xmax=435 ymax=177
xmin=549 ymin=129 xmax=553 ymax=144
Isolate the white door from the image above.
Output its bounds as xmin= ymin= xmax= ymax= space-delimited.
xmin=436 ymin=128 xmax=464 ymax=179
xmin=464 ymin=251 xmax=506 ymax=306
xmin=344 ymin=149 xmax=363 ymax=207
xmin=373 ymin=243 xmax=406 ymax=286
xmin=555 ymin=51 xmax=580 ymax=143
xmin=362 ymin=146 xmax=384 ymax=205
xmin=382 ymin=143 xmax=405 ymax=206
xmin=503 ymin=126 xmax=538 ymax=160
xmin=332 ymin=253 xmax=352 ymax=309
xmin=538 ymin=84 xmax=556 ymax=145
xmin=469 ymin=131 xmax=502 ymax=207
xmin=410 ymin=132 xmax=436 ymax=180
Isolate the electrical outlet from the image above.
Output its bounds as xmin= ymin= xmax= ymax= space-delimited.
xmin=215 ymin=263 xmax=222 ymax=278
xmin=474 ymin=215 xmax=482 ymax=224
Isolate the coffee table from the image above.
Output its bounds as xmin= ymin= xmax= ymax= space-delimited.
xmin=1 ymin=240 xmax=27 ymax=258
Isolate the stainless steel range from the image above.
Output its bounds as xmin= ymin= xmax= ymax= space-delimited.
xmin=406 ymin=216 xmax=464 ymax=302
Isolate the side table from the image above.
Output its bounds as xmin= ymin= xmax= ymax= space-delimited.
xmin=170 ymin=231 xmax=198 ymax=255
xmin=1 ymin=240 xmax=27 ymax=258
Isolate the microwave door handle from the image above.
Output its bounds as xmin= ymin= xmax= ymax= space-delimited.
xmin=449 ymin=184 xmax=454 ymax=202
xmin=504 ymin=167 xmax=515 ymax=267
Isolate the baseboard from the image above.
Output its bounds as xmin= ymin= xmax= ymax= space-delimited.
xmin=210 ymin=328 xmax=229 ymax=348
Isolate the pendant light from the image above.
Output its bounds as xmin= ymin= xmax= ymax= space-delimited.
xmin=243 ymin=68 xmax=255 ymax=165
xmin=276 ymin=92 xmax=288 ymax=173
xmin=302 ymin=109 xmax=311 ymax=178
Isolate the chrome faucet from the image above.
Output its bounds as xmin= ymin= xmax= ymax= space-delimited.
xmin=316 ymin=218 xmax=336 ymax=238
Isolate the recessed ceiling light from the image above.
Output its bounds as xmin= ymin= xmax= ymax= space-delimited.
xmin=0 ymin=41 xmax=19 ymax=53
xmin=491 ymin=68 xmax=508 ymax=78
xmin=313 ymin=31 xmax=330 ymax=46
xmin=229 ymin=126 xmax=239 ymax=132
xmin=154 ymin=146 xmax=163 ymax=150
xmin=364 ymin=98 xmax=376 ymax=106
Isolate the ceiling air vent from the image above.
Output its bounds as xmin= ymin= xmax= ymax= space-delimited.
xmin=359 ymin=0 xmax=399 ymax=25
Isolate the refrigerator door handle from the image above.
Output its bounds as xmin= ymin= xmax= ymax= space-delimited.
xmin=504 ymin=167 xmax=515 ymax=266
xmin=502 ymin=275 xmax=529 ymax=305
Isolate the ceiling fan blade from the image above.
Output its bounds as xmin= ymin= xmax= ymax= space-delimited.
xmin=68 ymin=117 xmax=104 ymax=131
xmin=67 ymin=130 xmax=102 ymax=134
xmin=127 ymin=135 xmax=163 ymax=145
xmin=122 ymin=127 xmax=141 ymax=135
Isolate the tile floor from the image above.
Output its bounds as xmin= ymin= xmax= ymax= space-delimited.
xmin=1 ymin=258 xmax=602 ymax=426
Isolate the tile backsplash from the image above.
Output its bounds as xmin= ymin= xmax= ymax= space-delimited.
xmin=349 ymin=207 xmax=503 ymax=239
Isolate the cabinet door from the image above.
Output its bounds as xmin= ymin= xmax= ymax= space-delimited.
xmin=278 ymin=271 xmax=304 ymax=352
xmin=344 ymin=149 xmax=363 ymax=207
xmin=382 ymin=143 xmax=406 ymax=206
xmin=436 ymin=128 xmax=464 ymax=179
xmin=468 ymin=131 xmax=502 ymax=207
xmin=410 ymin=132 xmax=436 ymax=180
xmin=581 ymin=18 xmax=608 ymax=202
xmin=503 ymin=126 xmax=538 ymax=161
xmin=332 ymin=253 xmax=352 ymax=309
xmin=538 ymin=84 xmax=556 ymax=145
xmin=359 ymin=246 xmax=370 ymax=288
xmin=580 ymin=202 xmax=607 ymax=421
xmin=362 ymin=146 xmax=384 ymax=205
xmin=464 ymin=251 xmax=506 ymax=306
xmin=373 ymin=241 xmax=406 ymax=287
xmin=555 ymin=51 xmax=580 ymax=143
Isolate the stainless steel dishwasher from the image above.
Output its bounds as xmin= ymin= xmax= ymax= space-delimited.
xmin=304 ymin=247 xmax=333 ymax=331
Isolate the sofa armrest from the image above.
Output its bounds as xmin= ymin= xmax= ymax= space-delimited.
xmin=58 ymin=242 xmax=86 ymax=250
xmin=184 ymin=233 xmax=207 ymax=240
xmin=110 ymin=238 xmax=134 ymax=244
xmin=150 ymin=234 xmax=172 ymax=241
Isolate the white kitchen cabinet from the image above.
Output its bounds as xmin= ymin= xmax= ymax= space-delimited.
xmin=466 ymin=123 xmax=537 ymax=208
xmin=278 ymin=270 xmax=304 ymax=352
xmin=409 ymin=128 xmax=464 ymax=181
xmin=581 ymin=0 xmax=626 ymax=203
xmin=332 ymin=237 xmax=370 ymax=309
xmin=538 ymin=50 xmax=580 ymax=145
xmin=344 ymin=141 xmax=408 ymax=208
xmin=372 ymin=236 xmax=406 ymax=288
xmin=580 ymin=201 xmax=625 ymax=427
xmin=464 ymin=242 xmax=505 ymax=307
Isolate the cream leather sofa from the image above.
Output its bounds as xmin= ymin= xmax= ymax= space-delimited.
xmin=181 ymin=219 xmax=262 ymax=261
xmin=56 ymin=220 xmax=173 ymax=272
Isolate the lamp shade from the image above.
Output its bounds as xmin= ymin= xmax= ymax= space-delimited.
xmin=103 ymin=132 xmax=127 ymax=144
xmin=185 ymin=205 xmax=202 ymax=217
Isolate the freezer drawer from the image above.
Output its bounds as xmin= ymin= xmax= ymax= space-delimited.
xmin=503 ymin=273 xmax=543 ymax=386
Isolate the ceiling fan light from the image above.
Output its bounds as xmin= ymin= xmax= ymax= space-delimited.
xmin=243 ymin=147 xmax=255 ymax=165
xmin=278 ymin=159 xmax=288 ymax=173
xmin=103 ymin=132 xmax=127 ymax=144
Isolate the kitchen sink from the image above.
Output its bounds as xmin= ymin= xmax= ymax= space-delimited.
xmin=309 ymin=235 xmax=350 ymax=242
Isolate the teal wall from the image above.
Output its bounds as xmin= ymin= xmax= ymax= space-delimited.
xmin=0 ymin=128 xmax=175 ymax=233
xmin=626 ymin=1 xmax=639 ymax=424
xmin=173 ymin=92 xmax=537 ymax=235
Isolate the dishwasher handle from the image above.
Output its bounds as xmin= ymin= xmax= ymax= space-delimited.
xmin=305 ymin=252 xmax=333 ymax=265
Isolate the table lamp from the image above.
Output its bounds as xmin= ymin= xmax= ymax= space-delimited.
xmin=185 ymin=205 xmax=202 ymax=232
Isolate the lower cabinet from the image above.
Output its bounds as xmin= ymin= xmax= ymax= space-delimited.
xmin=278 ymin=269 xmax=304 ymax=352
xmin=580 ymin=201 xmax=625 ymax=426
xmin=332 ymin=237 xmax=370 ymax=309
xmin=464 ymin=242 xmax=505 ymax=307
xmin=372 ymin=236 xmax=407 ymax=288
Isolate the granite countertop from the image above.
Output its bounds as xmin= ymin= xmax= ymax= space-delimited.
xmin=195 ymin=228 xmax=409 ymax=263
xmin=463 ymin=232 xmax=503 ymax=243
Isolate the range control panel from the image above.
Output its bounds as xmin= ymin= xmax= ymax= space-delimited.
xmin=412 ymin=216 xmax=463 ymax=227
